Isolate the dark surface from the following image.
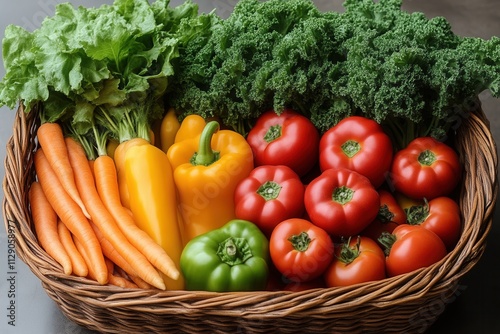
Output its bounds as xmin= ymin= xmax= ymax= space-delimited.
xmin=0 ymin=1 xmax=498 ymax=333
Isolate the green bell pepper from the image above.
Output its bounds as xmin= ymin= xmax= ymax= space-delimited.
xmin=180 ymin=220 xmax=269 ymax=292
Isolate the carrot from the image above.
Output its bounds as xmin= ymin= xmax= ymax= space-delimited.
xmin=73 ymin=236 xmax=97 ymax=281
xmin=93 ymin=154 xmax=180 ymax=282
xmin=33 ymin=148 xmax=108 ymax=284
xmin=65 ymin=137 xmax=167 ymax=290
xmin=29 ymin=181 xmax=72 ymax=276
xmin=105 ymin=258 xmax=139 ymax=289
xmin=90 ymin=222 xmax=152 ymax=290
xmin=36 ymin=122 xmax=90 ymax=219
xmin=57 ymin=220 xmax=88 ymax=278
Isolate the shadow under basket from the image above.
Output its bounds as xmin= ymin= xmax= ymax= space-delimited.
xmin=3 ymin=101 xmax=498 ymax=334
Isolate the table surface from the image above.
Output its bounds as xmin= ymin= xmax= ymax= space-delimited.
xmin=1 ymin=1 xmax=499 ymax=333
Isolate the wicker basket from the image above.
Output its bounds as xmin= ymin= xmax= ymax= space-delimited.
xmin=3 ymin=100 xmax=498 ymax=334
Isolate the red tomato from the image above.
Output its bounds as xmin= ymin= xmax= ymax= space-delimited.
xmin=270 ymin=218 xmax=334 ymax=283
xmin=319 ymin=116 xmax=393 ymax=188
xmin=304 ymin=168 xmax=380 ymax=237
xmin=380 ymin=224 xmax=447 ymax=277
xmin=324 ymin=236 xmax=386 ymax=287
xmin=406 ymin=197 xmax=462 ymax=251
xmin=246 ymin=109 xmax=320 ymax=177
xmin=362 ymin=190 xmax=406 ymax=243
xmin=390 ymin=137 xmax=461 ymax=200
xmin=234 ymin=165 xmax=305 ymax=236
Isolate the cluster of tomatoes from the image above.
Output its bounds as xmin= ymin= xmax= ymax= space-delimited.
xmin=234 ymin=109 xmax=463 ymax=289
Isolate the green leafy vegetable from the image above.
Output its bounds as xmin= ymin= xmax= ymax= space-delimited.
xmin=0 ymin=0 xmax=213 ymax=143
xmin=168 ymin=0 xmax=500 ymax=147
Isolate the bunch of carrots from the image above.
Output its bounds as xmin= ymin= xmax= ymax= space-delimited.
xmin=30 ymin=122 xmax=180 ymax=290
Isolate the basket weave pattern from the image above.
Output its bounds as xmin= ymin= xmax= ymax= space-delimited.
xmin=2 ymin=102 xmax=498 ymax=333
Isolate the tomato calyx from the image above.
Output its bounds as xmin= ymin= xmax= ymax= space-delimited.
xmin=377 ymin=204 xmax=395 ymax=224
xmin=341 ymin=140 xmax=361 ymax=158
xmin=288 ymin=231 xmax=311 ymax=252
xmin=217 ymin=237 xmax=252 ymax=266
xmin=378 ymin=231 xmax=397 ymax=256
xmin=337 ymin=236 xmax=361 ymax=265
xmin=406 ymin=199 xmax=430 ymax=225
xmin=257 ymin=181 xmax=282 ymax=201
xmin=332 ymin=185 xmax=354 ymax=204
xmin=417 ymin=149 xmax=436 ymax=166
xmin=264 ymin=124 xmax=282 ymax=143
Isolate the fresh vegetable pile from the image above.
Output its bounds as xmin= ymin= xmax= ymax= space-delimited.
xmin=0 ymin=0 xmax=498 ymax=292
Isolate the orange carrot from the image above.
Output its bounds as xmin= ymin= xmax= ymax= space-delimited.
xmin=33 ymin=148 xmax=108 ymax=284
xmin=57 ymin=219 xmax=88 ymax=278
xmin=105 ymin=258 xmax=139 ymax=289
xmin=90 ymin=222 xmax=152 ymax=290
xmin=65 ymin=137 xmax=167 ymax=290
xmin=93 ymin=154 xmax=180 ymax=281
xmin=73 ymin=236 xmax=97 ymax=281
xmin=36 ymin=122 xmax=90 ymax=219
xmin=29 ymin=181 xmax=72 ymax=276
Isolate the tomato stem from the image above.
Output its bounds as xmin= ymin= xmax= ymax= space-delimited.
xmin=332 ymin=186 xmax=354 ymax=205
xmin=378 ymin=231 xmax=397 ymax=256
xmin=264 ymin=124 xmax=282 ymax=143
xmin=337 ymin=236 xmax=361 ymax=265
xmin=418 ymin=150 xmax=436 ymax=166
xmin=257 ymin=181 xmax=282 ymax=201
xmin=341 ymin=140 xmax=361 ymax=158
xmin=288 ymin=232 xmax=311 ymax=252
xmin=406 ymin=198 xmax=430 ymax=225
xmin=377 ymin=204 xmax=395 ymax=224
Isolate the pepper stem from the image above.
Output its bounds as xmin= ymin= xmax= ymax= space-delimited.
xmin=217 ymin=237 xmax=252 ymax=266
xmin=192 ymin=121 xmax=220 ymax=166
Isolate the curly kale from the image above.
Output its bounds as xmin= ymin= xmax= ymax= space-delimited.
xmin=168 ymin=0 xmax=500 ymax=146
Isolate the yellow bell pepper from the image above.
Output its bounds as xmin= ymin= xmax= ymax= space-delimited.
xmin=160 ymin=108 xmax=181 ymax=153
xmin=125 ymin=144 xmax=185 ymax=290
xmin=174 ymin=114 xmax=206 ymax=144
xmin=167 ymin=120 xmax=254 ymax=242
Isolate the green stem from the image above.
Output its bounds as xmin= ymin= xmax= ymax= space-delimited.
xmin=378 ymin=231 xmax=397 ymax=257
xmin=264 ymin=124 xmax=282 ymax=143
xmin=337 ymin=236 xmax=361 ymax=265
xmin=192 ymin=121 xmax=220 ymax=166
xmin=217 ymin=237 xmax=252 ymax=266
xmin=332 ymin=186 xmax=354 ymax=205
xmin=288 ymin=232 xmax=311 ymax=252
xmin=257 ymin=181 xmax=282 ymax=201
xmin=406 ymin=198 xmax=430 ymax=225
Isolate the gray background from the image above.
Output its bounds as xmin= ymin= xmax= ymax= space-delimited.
xmin=0 ymin=1 xmax=499 ymax=333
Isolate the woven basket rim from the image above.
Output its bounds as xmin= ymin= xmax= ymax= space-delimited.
xmin=2 ymin=100 xmax=498 ymax=333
